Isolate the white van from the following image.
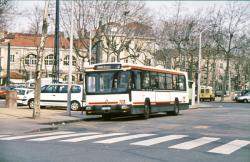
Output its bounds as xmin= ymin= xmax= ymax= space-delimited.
xmin=25 ymin=78 xmax=63 ymax=89
xmin=25 ymin=84 xmax=83 ymax=111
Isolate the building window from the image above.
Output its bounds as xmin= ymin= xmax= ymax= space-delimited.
xmin=220 ymin=63 xmax=224 ymax=69
xmin=10 ymin=54 xmax=15 ymax=62
xmin=111 ymin=56 xmax=116 ymax=62
xmin=63 ymin=55 xmax=76 ymax=66
xmin=25 ymin=54 xmax=37 ymax=65
xmin=44 ymin=54 xmax=54 ymax=65
xmin=63 ymin=75 xmax=76 ymax=82
xmin=124 ymin=59 xmax=128 ymax=63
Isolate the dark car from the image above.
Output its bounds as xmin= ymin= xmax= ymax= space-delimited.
xmin=215 ymin=90 xmax=223 ymax=97
xmin=0 ymin=87 xmax=11 ymax=99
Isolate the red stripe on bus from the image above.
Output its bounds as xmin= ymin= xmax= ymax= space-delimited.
xmin=133 ymin=101 xmax=175 ymax=105
xmin=88 ymin=102 xmax=118 ymax=105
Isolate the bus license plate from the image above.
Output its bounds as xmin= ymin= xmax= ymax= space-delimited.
xmin=102 ymin=107 xmax=111 ymax=110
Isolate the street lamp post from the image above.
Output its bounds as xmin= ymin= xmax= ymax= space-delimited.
xmin=67 ymin=0 xmax=74 ymax=116
xmin=197 ymin=32 xmax=202 ymax=105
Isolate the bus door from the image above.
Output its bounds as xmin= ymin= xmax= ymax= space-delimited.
xmin=154 ymin=73 xmax=171 ymax=112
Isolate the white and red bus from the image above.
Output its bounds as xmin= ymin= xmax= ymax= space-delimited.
xmin=85 ymin=63 xmax=189 ymax=119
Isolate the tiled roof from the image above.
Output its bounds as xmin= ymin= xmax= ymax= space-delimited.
xmin=2 ymin=33 xmax=88 ymax=49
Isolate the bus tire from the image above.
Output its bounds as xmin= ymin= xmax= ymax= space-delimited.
xmin=143 ymin=103 xmax=150 ymax=119
xmin=71 ymin=101 xmax=80 ymax=111
xmin=169 ymin=98 xmax=179 ymax=116
xmin=28 ymin=99 xmax=34 ymax=109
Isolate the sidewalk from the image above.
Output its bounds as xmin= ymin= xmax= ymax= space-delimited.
xmin=189 ymin=103 xmax=213 ymax=109
xmin=214 ymin=96 xmax=235 ymax=103
xmin=0 ymin=107 xmax=85 ymax=135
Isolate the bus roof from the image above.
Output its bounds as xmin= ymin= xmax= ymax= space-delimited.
xmin=85 ymin=63 xmax=186 ymax=75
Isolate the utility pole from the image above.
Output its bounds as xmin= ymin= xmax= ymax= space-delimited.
xmin=33 ymin=0 xmax=49 ymax=119
xmin=67 ymin=0 xmax=74 ymax=116
xmin=89 ymin=31 xmax=92 ymax=64
xmin=52 ymin=0 xmax=60 ymax=83
xmin=0 ymin=48 xmax=2 ymax=85
xmin=96 ymin=18 xmax=102 ymax=63
xmin=6 ymin=42 xmax=10 ymax=86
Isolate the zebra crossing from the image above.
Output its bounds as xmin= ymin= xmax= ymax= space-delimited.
xmin=0 ymin=131 xmax=249 ymax=155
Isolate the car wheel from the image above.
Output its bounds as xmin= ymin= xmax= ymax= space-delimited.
xmin=243 ymin=99 xmax=248 ymax=103
xmin=71 ymin=101 xmax=80 ymax=111
xmin=28 ymin=99 xmax=34 ymax=109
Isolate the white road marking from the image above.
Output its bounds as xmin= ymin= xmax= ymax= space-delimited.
xmin=0 ymin=131 xmax=74 ymax=140
xmin=169 ymin=137 xmax=220 ymax=150
xmin=0 ymin=135 xmax=10 ymax=138
xmin=95 ymin=134 xmax=155 ymax=144
xmin=27 ymin=132 xmax=100 ymax=141
xmin=61 ymin=133 xmax=128 ymax=142
xmin=208 ymin=140 xmax=250 ymax=155
xmin=130 ymin=135 xmax=188 ymax=146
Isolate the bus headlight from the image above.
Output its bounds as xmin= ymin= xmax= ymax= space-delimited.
xmin=121 ymin=105 xmax=129 ymax=110
xmin=86 ymin=106 xmax=92 ymax=110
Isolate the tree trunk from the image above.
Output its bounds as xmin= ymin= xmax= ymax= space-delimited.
xmin=33 ymin=0 xmax=49 ymax=119
xmin=220 ymin=53 xmax=230 ymax=102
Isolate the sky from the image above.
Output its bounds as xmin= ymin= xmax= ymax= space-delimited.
xmin=9 ymin=1 xmax=250 ymax=33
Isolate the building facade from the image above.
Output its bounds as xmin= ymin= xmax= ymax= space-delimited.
xmin=0 ymin=32 xmax=87 ymax=84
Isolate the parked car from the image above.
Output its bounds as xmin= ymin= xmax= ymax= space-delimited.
xmin=25 ymin=84 xmax=84 ymax=110
xmin=0 ymin=85 xmax=21 ymax=99
xmin=232 ymin=91 xmax=241 ymax=101
xmin=15 ymin=88 xmax=34 ymax=106
xmin=0 ymin=86 xmax=12 ymax=99
xmin=215 ymin=90 xmax=223 ymax=97
xmin=236 ymin=92 xmax=250 ymax=103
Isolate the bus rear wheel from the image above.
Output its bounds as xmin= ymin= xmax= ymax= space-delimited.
xmin=143 ymin=104 xmax=150 ymax=119
xmin=169 ymin=99 xmax=179 ymax=116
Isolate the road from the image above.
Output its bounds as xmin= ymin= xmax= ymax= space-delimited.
xmin=0 ymin=102 xmax=249 ymax=162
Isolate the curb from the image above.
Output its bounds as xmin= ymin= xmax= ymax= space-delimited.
xmin=25 ymin=126 xmax=59 ymax=133
xmin=39 ymin=118 xmax=85 ymax=126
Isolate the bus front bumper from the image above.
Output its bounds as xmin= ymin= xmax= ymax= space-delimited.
xmin=85 ymin=105 xmax=132 ymax=115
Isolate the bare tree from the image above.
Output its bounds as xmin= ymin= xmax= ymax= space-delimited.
xmin=209 ymin=2 xmax=250 ymax=101
xmin=60 ymin=0 xmax=152 ymax=65
xmin=0 ymin=0 xmax=14 ymax=31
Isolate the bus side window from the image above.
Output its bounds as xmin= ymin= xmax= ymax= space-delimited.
xmin=159 ymin=73 xmax=166 ymax=89
xmin=141 ymin=71 xmax=150 ymax=89
xmin=150 ymin=72 xmax=159 ymax=89
xmin=172 ymin=75 xmax=178 ymax=90
xmin=178 ymin=75 xmax=186 ymax=91
xmin=132 ymin=71 xmax=141 ymax=90
xmin=166 ymin=74 xmax=172 ymax=90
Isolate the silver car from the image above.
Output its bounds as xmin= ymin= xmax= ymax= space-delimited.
xmin=237 ymin=92 xmax=250 ymax=103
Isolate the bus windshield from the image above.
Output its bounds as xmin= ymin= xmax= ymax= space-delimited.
xmin=86 ymin=71 xmax=130 ymax=94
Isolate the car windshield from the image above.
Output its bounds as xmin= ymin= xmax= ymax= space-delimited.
xmin=16 ymin=89 xmax=25 ymax=95
xmin=86 ymin=71 xmax=130 ymax=94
